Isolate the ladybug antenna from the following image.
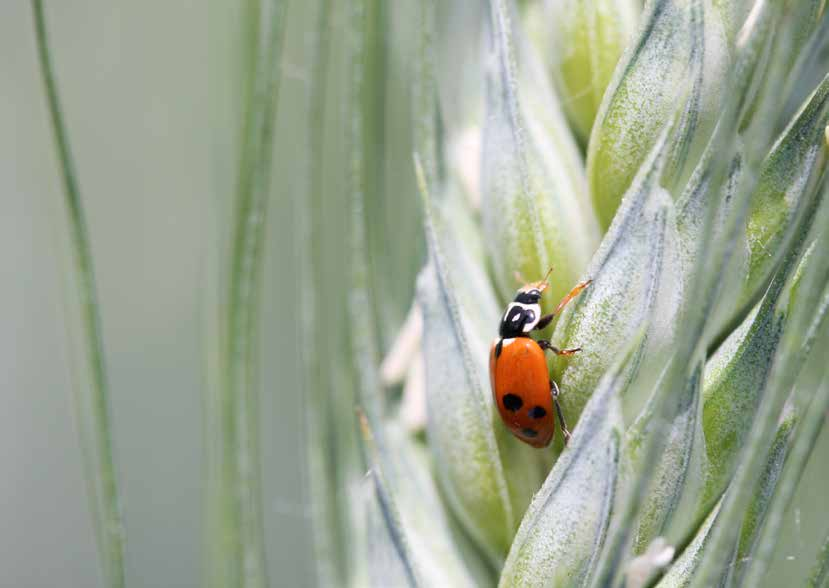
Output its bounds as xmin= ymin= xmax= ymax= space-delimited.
xmin=536 ymin=267 xmax=554 ymax=292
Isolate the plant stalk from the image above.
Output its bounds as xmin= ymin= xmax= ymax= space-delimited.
xmin=31 ymin=2 xmax=126 ymax=586
xmin=208 ymin=1 xmax=287 ymax=586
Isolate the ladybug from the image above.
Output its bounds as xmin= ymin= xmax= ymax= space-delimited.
xmin=489 ymin=270 xmax=591 ymax=448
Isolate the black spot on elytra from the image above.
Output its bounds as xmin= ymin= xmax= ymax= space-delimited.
xmin=503 ymin=394 xmax=523 ymax=412
xmin=521 ymin=428 xmax=538 ymax=438
xmin=528 ymin=406 xmax=547 ymax=419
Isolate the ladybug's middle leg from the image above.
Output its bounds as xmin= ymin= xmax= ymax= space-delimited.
xmin=537 ymin=339 xmax=582 ymax=356
xmin=550 ymin=379 xmax=571 ymax=446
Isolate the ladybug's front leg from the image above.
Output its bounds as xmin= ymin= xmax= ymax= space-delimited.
xmin=553 ymin=279 xmax=593 ymax=315
xmin=550 ymin=379 xmax=572 ymax=446
xmin=534 ymin=313 xmax=555 ymax=331
xmin=537 ymin=339 xmax=582 ymax=356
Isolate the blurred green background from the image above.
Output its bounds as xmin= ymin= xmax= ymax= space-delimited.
xmin=1 ymin=2 xmax=316 ymax=585
xmin=1 ymin=2 xmax=826 ymax=587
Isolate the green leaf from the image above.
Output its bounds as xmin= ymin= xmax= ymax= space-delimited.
xmin=699 ymin=184 xmax=825 ymax=505
xmin=700 ymin=179 xmax=826 ymax=504
xmin=808 ymin=523 xmax=829 ymax=588
xmin=739 ymin=245 xmax=829 ymax=585
xmin=625 ymin=362 xmax=707 ymax=554
xmin=654 ymin=406 xmax=802 ymax=587
xmin=432 ymin=2 xmax=488 ymax=208
xmin=700 ymin=280 xmax=786 ymax=504
xmin=552 ymin=125 xmax=679 ymax=428
xmin=417 ymin=261 xmax=516 ymax=564
xmin=689 ymin=185 xmax=829 ymax=588
xmin=365 ymin=501 xmax=416 ymax=588
xmin=732 ymin=410 xmax=796 ymax=582
xmin=204 ymin=0 xmax=287 ymax=584
xmin=654 ymin=500 xmax=722 ymax=588
xmin=383 ymin=423 xmax=491 ymax=587
xmin=675 ymin=138 xmax=744 ymax=272
xmin=416 ymin=170 xmax=519 ymax=565
xmin=586 ymin=14 xmax=795 ymax=571
xmin=340 ymin=0 xmax=411 ymax=584
xmin=296 ymin=0 xmax=351 ymax=584
xmin=587 ymin=0 xmax=732 ymax=228
xmin=31 ymin=2 xmax=126 ymax=585
xmin=674 ymin=133 xmax=747 ymax=336
xmin=347 ymin=0 xmax=391 ymax=432
xmin=584 ymin=10 xmax=794 ymax=574
xmin=435 ymin=1 xmax=486 ymax=137
xmin=741 ymin=74 xmax=829 ymax=309
xmin=358 ymin=413 xmax=421 ymax=588
xmin=665 ymin=0 xmax=790 ymax=343
xmin=426 ymin=166 xmax=557 ymax=554
xmin=587 ymin=349 xmax=705 ymax=588
xmin=482 ymin=0 xmax=599 ymax=311
xmin=415 ymin=2 xmax=550 ymax=562
xmin=545 ymin=0 xmax=639 ymax=144
xmin=741 ymin=1 xmax=826 ymax=143
xmin=498 ymin=344 xmax=629 ymax=588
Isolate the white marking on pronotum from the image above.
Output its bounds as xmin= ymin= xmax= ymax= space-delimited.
xmin=504 ymin=301 xmax=542 ymax=332
xmin=510 ymin=301 xmax=542 ymax=332
xmin=522 ymin=309 xmax=539 ymax=332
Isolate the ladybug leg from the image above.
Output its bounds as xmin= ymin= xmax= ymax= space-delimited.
xmin=535 ymin=313 xmax=555 ymax=331
xmin=537 ymin=339 xmax=582 ymax=356
xmin=552 ymin=345 xmax=582 ymax=356
xmin=553 ymin=279 xmax=593 ymax=315
xmin=550 ymin=379 xmax=572 ymax=446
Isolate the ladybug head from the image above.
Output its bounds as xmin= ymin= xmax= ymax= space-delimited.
xmin=513 ymin=267 xmax=553 ymax=304
xmin=514 ymin=287 xmax=543 ymax=304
